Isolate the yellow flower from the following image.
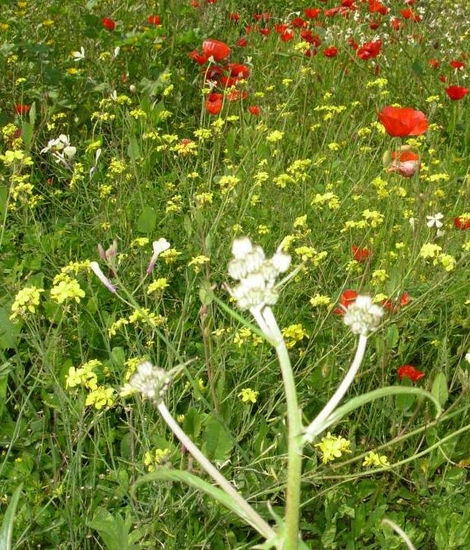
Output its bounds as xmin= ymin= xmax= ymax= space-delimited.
xmin=143 ymin=448 xmax=170 ymax=471
xmin=309 ymin=294 xmax=331 ymax=307
xmin=238 ymin=388 xmax=259 ymax=404
xmin=147 ymin=278 xmax=169 ymax=295
xmin=282 ymin=324 xmax=308 ymax=348
xmin=363 ymin=451 xmax=390 ymax=468
xmin=266 ymin=130 xmax=284 ymax=143
xmin=419 ymin=243 xmax=442 ymax=259
xmin=188 ymin=255 xmax=210 ymax=273
xmin=315 ymin=432 xmax=352 ymax=464
xmin=10 ymin=286 xmax=44 ymax=320
xmin=50 ymin=277 xmax=85 ymax=304
xmin=85 ymin=386 xmax=115 ymax=410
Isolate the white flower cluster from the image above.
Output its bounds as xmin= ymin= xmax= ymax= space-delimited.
xmin=123 ymin=361 xmax=172 ymax=404
xmin=41 ymin=134 xmax=76 ymax=165
xmin=343 ymin=295 xmax=384 ymax=336
xmin=228 ymin=237 xmax=291 ymax=311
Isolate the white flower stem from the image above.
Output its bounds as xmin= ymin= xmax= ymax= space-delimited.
xmin=381 ymin=519 xmax=417 ymax=550
xmin=304 ymin=335 xmax=368 ymax=443
xmin=256 ymin=307 xmax=303 ymax=550
xmin=157 ymin=402 xmax=276 ymax=541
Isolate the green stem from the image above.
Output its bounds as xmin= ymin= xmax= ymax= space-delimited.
xmin=256 ymin=307 xmax=303 ymax=549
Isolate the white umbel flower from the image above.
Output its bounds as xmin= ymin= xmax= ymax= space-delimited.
xmin=227 ymin=237 xmax=291 ymax=311
xmin=123 ymin=361 xmax=172 ymax=403
xmin=343 ymin=295 xmax=384 ymax=336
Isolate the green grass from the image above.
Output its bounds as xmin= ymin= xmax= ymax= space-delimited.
xmin=0 ymin=0 xmax=469 ymax=548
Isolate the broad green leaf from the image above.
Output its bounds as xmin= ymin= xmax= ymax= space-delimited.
xmin=0 ymin=484 xmax=22 ymax=550
xmin=431 ymin=372 xmax=449 ymax=407
xmin=136 ymin=206 xmax=156 ymax=234
xmin=0 ymin=309 xmax=20 ymax=350
xmin=87 ymin=508 xmax=138 ymax=550
xmin=183 ymin=407 xmax=203 ymax=439
xmin=203 ymin=414 xmax=233 ymax=461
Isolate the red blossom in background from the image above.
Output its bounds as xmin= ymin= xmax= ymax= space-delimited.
xmin=400 ymin=8 xmax=421 ymax=22
xmin=248 ymin=105 xmax=260 ymax=115
xmin=334 ymin=289 xmax=358 ymax=314
xmin=450 ymin=60 xmax=465 ymax=70
xmin=382 ymin=291 xmax=410 ymax=313
xmin=378 ymin=106 xmax=428 ymax=137
xmin=428 ymin=58 xmax=439 ymax=68
xmin=14 ymin=104 xmax=31 ymax=115
xmin=351 ymin=246 xmax=371 ymax=262
xmin=323 ymin=46 xmax=338 ymax=57
xmin=397 ymin=365 xmax=425 ymax=382
xmin=147 ymin=15 xmax=161 ymax=25
xmin=228 ymin=12 xmax=240 ymax=21
xmin=205 ymin=93 xmax=223 ymax=115
xmin=369 ymin=0 xmax=388 ymax=15
xmin=454 ymin=215 xmax=470 ymax=230
xmin=101 ymin=17 xmax=115 ymax=31
xmin=304 ymin=8 xmax=321 ymax=18
xmin=188 ymin=50 xmax=208 ymax=64
xmin=291 ymin=17 xmax=307 ymax=28
xmin=202 ymin=39 xmax=231 ymax=61
xmin=236 ymin=37 xmax=248 ymax=47
xmin=445 ymin=85 xmax=469 ymax=100
xmin=280 ymin=29 xmax=295 ymax=42
xmin=357 ymin=40 xmax=382 ymax=60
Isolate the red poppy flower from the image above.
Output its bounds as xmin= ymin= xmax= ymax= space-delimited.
xmin=190 ymin=0 xmax=200 ymax=7
xmin=227 ymin=63 xmax=250 ymax=79
xmin=188 ymin=50 xmax=208 ymax=64
xmin=248 ymin=105 xmax=260 ymax=115
xmin=275 ymin=23 xmax=289 ymax=34
xmin=347 ymin=37 xmax=358 ymax=50
xmin=445 ymin=86 xmax=469 ymax=100
xmin=450 ymin=60 xmax=465 ymax=70
xmin=205 ymin=93 xmax=223 ymax=115
xmin=102 ymin=17 xmax=115 ymax=31
xmin=369 ymin=0 xmax=388 ymax=15
xmin=334 ymin=289 xmax=358 ymax=315
xmin=323 ymin=46 xmax=338 ymax=57
xmin=351 ymin=246 xmax=371 ymax=262
xmin=202 ymin=39 xmax=231 ymax=61
xmin=147 ymin=15 xmax=161 ymax=25
xmin=357 ymin=40 xmax=382 ymax=60
xmin=388 ymin=150 xmax=420 ymax=177
xmin=226 ymin=89 xmax=248 ymax=101
xmin=400 ymin=8 xmax=421 ymax=22
xmin=291 ymin=17 xmax=307 ymax=28
xmin=378 ymin=106 xmax=428 ymax=137
xmin=236 ymin=37 xmax=248 ymax=47
xmin=14 ymin=104 xmax=31 ymax=115
xmin=454 ymin=215 xmax=470 ymax=230
xmin=428 ymin=58 xmax=439 ymax=68
xmin=382 ymin=292 xmax=410 ymax=313
xmin=397 ymin=365 xmax=425 ymax=382
xmin=304 ymin=8 xmax=321 ymax=18
xmin=259 ymin=27 xmax=271 ymax=37
xmin=301 ymin=30 xmax=321 ymax=46
xmin=390 ymin=17 xmax=402 ymax=30
xmin=253 ymin=12 xmax=271 ymax=22
xmin=369 ymin=19 xmax=381 ymax=30
xmin=228 ymin=12 xmax=240 ymax=21
xmin=280 ymin=29 xmax=295 ymax=42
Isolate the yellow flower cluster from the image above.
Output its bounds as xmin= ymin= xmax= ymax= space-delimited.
xmin=10 ymin=286 xmax=44 ymax=320
xmin=315 ymin=432 xmax=352 ymax=464
xmin=50 ymin=276 xmax=85 ymax=304
xmin=238 ymin=388 xmax=259 ymax=403
xmin=282 ymin=323 xmax=308 ymax=349
xmin=65 ymin=360 xmax=115 ymax=410
xmin=143 ymin=448 xmax=170 ymax=471
xmin=363 ymin=451 xmax=390 ymax=468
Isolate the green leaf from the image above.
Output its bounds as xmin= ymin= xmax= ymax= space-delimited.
xmin=87 ymin=508 xmax=138 ymax=550
xmin=136 ymin=206 xmax=156 ymax=234
xmin=0 ymin=484 xmax=22 ymax=550
xmin=183 ymin=407 xmax=203 ymax=439
xmin=431 ymin=372 xmax=449 ymax=407
xmin=318 ymin=386 xmax=441 ymax=436
xmin=0 ymin=309 xmax=20 ymax=350
xmin=396 ymin=378 xmax=416 ymax=411
xmin=203 ymin=414 xmax=233 ymax=461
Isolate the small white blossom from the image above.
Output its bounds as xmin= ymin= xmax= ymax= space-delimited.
xmin=426 ymin=213 xmax=444 ymax=229
xmin=343 ymin=295 xmax=384 ymax=336
xmin=71 ymin=47 xmax=85 ymax=61
xmin=123 ymin=361 xmax=172 ymax=403
xmin=466 ymin=352 xmax=470 ymax=364
xmin=90 ymin=261 xmax=116 ymax=293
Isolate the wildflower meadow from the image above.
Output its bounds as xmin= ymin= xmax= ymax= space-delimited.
xmin=1 ymin=0 xmax=470 ymax=548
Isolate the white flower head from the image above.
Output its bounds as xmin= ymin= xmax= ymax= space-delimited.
xmin=465 ymin=352 xmax=470 ymax=365
xmin=343 ymin=295 xmax=384 ymax=336
xmin=72 ymin=47 xmax=85 ymax=61
xmin=90 ymin=261 xmax=116 ymax=293
xmin=227 ymin=236 xmax=291 ymax=311
xmin=125 ymin=361 xmax=172 ymax=403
